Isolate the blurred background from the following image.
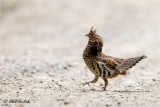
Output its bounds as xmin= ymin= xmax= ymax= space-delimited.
xmin=0 ymin=0 xmax=160 ymax=107
xmin=1 ymin=0 xmax=160 ymax=62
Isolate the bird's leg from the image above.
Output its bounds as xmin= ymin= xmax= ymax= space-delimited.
xmin=80 ymin=76 xmax=99 ymax=86
xmin=102 ymin=78 xmax=108 ymax=91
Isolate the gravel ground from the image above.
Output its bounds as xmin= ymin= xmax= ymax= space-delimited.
xmin=0 ymin=0 xmax=160 ymax=107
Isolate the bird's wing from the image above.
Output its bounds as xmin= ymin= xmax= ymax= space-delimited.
xmin=95 ymin=56 xmax=121 ymax=77
xmin=105 ymin=58 xmax=119 ymax=68
xmin=96 ymin=56 xmax=120 ymax=70
xmin=101 ymin=53 xmax=124 ymax=64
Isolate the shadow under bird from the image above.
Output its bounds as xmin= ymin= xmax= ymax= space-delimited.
xmin=80 ymin=26 xmax=147 ymax=91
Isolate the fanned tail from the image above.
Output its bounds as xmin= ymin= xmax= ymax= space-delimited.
xmin=116 ymin=55 xmax=147 ymax=73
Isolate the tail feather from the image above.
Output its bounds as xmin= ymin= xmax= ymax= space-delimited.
xmin=116 ymin=55 xmax=147 ymax=73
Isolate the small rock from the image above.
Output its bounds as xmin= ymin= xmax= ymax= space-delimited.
xmin=86 ymin=105 xmax=89 ymax=107
xmin=64 ymin=101 xmax=70 ymax=105
xmin=57 ymin=99 xmax=65 ymax=101
xmin=89 ymin=100 xmax=93 ymax=102
xmin=100 ymin=83 xmax=103 ymax=86
xmin=82 ymin=89 xmax=86 ymax=92
xmin=90 ymin=88 xmax=95 ymax=91
xmin=105 ymin=104 xmax=110 ymax=107
xmin=50 ymin=64 xmax=55 ymax=68
xmin=63 ymin=66 xmax=68 ymax=70
xmin=39 ymin=81 xmax=43 ymax=83
xmin=67 ymin=64 xmax=72 ymax=67
xmin=117 ymin=102 xmax=121 ymax=105
xmin=152 ymin=79 xmax=156 ymax=81
xmin=141 ymin=67 xmax=145 ymax=70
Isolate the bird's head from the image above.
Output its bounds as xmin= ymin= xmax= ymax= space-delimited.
xmin=85 ymin=26 xmax=97 ymax=38
xmin=85 ymin=26 xmax=103 ymax=47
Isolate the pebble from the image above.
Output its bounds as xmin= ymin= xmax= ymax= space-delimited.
xmin=57 ymin=99 xmax=65 ymax=101
xmin=67 ymin=64 xmax=72 ymax=67
xmin=152 ymin=79 xmax=156 ymax=81
xmin=82 ymin=89 xmax=86 ymax=92
xmin=90 ymin=88 xmax=95 ymax=91
xmin=105 ymin=104 xmax=110 ymax=107
xmin=39 ymin=81 xmax=43 ymax=83
xmin=117 ymin=102 xmax=121 ymax=105
xmin=64 ymin=101 xmax=70 ymax=105
xmin=89 ymin=100 xmax=93 ymax=102
xmin=100 ymin=83 xmax=103 ymax=86
xmin=63 ymin=66 xmax=68 ymax=70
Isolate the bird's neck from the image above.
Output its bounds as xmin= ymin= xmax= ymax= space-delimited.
xmin=83 ymin=41 xmax=102 ymax=58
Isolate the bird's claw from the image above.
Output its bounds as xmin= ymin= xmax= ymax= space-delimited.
xmin=102 ymin=86 xmax=106 ymax=91
xmin=79 ymin=82 xmax=90 ymax=86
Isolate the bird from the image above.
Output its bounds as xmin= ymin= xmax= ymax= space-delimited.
xmin=80 ymin=26 xmax=147 ymax=91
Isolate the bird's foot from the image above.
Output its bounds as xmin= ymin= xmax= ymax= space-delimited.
xmin=79 ymin=82 xmax=90 ymax=86
xmin=102 ymin=86 xmax=106 ymax=91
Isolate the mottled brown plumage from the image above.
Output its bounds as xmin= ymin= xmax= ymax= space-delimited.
xmin=80 ymin=26 xmax=147 ymax=90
